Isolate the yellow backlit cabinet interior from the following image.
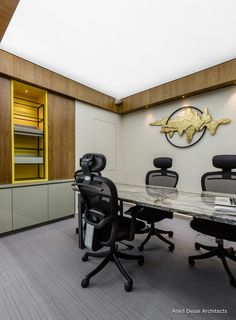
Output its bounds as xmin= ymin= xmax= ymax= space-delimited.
xmin=11 ymin=81 xmax=48 ymax=183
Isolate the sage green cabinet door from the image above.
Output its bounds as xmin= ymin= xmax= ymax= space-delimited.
xmin=0 ymin=189 xmax=12 ymax=233
xmin=48 ymin=183 xmax=74 ymax=220
xmin=13 ymin=185 xmax=48 ymax=229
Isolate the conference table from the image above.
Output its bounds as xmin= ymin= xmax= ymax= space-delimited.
xmin=76 ymin=182 xmax=236 ymax=249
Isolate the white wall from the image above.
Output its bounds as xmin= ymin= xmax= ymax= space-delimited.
xmin=75 ymin=101 xmax=122 ymax=181
xmin=121 ymin=86 xmax=236 ymax=191
xmin=76 ymin=86 xmax=236 ymax=191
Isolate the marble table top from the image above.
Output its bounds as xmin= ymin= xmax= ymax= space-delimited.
xmin=115 ymin=183 xmax=236 ymax=226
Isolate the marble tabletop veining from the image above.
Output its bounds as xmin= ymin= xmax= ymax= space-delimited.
xmin=115 ymin=183 xmax=236 ymax=225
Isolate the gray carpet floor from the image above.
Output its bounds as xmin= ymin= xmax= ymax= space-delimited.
xmin=0 ymin=216 xmax=235 ymax=320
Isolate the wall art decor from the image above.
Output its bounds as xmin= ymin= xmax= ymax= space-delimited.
xmin=150 ymin=106 xmax=231 ymax=148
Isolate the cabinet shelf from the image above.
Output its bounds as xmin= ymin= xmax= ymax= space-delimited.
xmin=14 ymin=97 xmax=44 ymax=109
xmin=15 ymin=147 xmax=44 ymax=151
xmin=14 ymin=124 xmax=44 ymax=137
xmin=14 ymin=177 xmax=46 ymax=182
xmin=14 ymin=113 xmax=44 ymax=122
xmin=15 ymin=156 xmax=44 ymax=164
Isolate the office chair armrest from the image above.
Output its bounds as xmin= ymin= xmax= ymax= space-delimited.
xmin=125 ymin=205 xmax=144 ymax=240
xmin=95 ymin=216 xmax=114 ymax=229
xmin=125 ymin=205 xmax=143 ymax=216
xmin=127 ymin=214 xmax=137 ymax=241
xmin=84 ymin=213 xmax=114 ymax=230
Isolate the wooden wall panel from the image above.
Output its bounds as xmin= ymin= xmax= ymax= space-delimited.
xmin=120 ymin=59 xmax=236 ymax=113
xmin=0 ymin=77 xmax=12 ymax=183
xmin=0 ymin=0 xmax=19 ymax=41
xmin=0 ymin=49 xmax=117 ymax=112
xmin=48 ymin=93 xmax=75 ymax=180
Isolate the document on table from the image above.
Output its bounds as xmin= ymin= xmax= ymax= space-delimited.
xmin=214 ymin=196 xmax=236 ymax=215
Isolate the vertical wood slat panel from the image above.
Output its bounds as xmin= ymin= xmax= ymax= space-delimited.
xmin=48 ymin=93 xmax=75 ymax=180
xmin=0 ymin=77 xmax=12 ymax=184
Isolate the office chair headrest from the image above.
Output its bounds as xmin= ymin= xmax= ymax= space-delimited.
xmin=212 ymin=155 xmax=236 ymax=170
xmin=153 ymin=157 xmax=172 ymax=169
xmin=80 ymin=153 xmax=106 ymax=174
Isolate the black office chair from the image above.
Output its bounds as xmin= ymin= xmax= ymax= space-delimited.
xmin=189 ymin=155 xmax=236 ymax=288
xmin=74 ymin=157 xmax=102 ymax=235
xmin=75 ymin=153 xmax=145 ymax=292
xmin=75 ymin=154 xmax=134 ymax=250
xmin=128 ymin=157 xmax=178 ymax=251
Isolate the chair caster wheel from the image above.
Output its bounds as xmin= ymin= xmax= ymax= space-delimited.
xmin=82 ymin=253 xmax=88 ymax=262
xmin=230 ymin=277 xmax=236 ymax=288
xmin=124 ymin=281 xmax=133 ymax=292
xmin=228 ymin=247 xmax=235 ymax=255
xmin=138 ymin=256 xmax=144 ymax=266
xmin=138 ymin=245 xmax=144 ymax=252
xmin=169 ymin=244 xmax=175 ymax=251
xmin=195 ymin=243 xmax=200 ymax=250
xmin=188 ymin=257 xmax=195 ymax=266
xmin=168 ymin=231 xmax=173 ymax=238
xmin=81 ymin=278 xmax=89 ymax=288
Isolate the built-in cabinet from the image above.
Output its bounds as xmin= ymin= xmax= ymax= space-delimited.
xmin=0 ymin=76 xmax=76 ymax=234
xmin=12 ymin=81 xmax=48 ymax=183
xmin=13 ymin=185 xmax=48 ymax=229
xmin=0 ymin=189 xmax=12 ymax=233
xmin=0 ymin=181 xmax=75 ymax=234
xmin=0 ymin=76 xmax=75 ymax=185
xmin=48 ymin=182 xmax=75 ymax=220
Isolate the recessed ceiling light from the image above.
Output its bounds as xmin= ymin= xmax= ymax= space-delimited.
xmin=146 ymin=105 xmax=149 ymax=109
xmin=182 ymin=95 xmax=185 ymax=98
xmin=25 ymin=90 xmax=28 ymax=93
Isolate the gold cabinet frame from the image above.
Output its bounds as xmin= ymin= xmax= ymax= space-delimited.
xmin=11 ymin=80 xmax=48 ymax=183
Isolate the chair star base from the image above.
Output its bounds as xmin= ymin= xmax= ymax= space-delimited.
xmin=189 ymin=240 xmax=236 ymax=288
xmin=137 ymin=222 xmax=175 ymax=252
xmin=81 ymin=245 xmax=144 ymax=292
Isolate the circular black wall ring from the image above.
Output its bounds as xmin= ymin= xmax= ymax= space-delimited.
xmin=164 ymin=106 xmax=206 ymax=148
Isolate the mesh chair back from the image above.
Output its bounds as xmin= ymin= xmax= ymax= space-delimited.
xmin=76 ymin=174 xmax=118 ymax=215
xmin=201 ymin=155 xmax=236 ymax=193
xmin=201 ymin=172 xmax=236 ymax=193
xmin=76 ymin=174 xmax=119 ymax=246
xmin=146 ymin=171 xmax=178 ymax=188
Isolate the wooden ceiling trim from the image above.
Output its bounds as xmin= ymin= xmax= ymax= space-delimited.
xmin=1 ymin=50 xmax=235 ymax=114
xmin=120 ymin=59 xmax=236 ymax=113
xmin=0 ymin=49 xmax=117 ymax=112
xmin=0 ymin=0 xmax=19 ymax=41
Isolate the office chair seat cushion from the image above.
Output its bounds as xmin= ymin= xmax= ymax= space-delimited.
xmin=190 ymin=218 xmax=236 ymax=242
xmin=136 ymin=206 xmax=173 ymax=223
xmin=116 ymin=216 xmax=146 ymax=241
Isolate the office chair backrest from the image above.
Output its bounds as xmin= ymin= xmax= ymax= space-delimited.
xmin=76 ymin=153 xmax=119 ymax=248
xmin=146 ymin=157 xmax=179 ymax=188
xmin=74 ymin=153 xmax=105 ymax=180
xmin=201 ymin=155 xmax=236 ymax=193
xmin=74 ymin=154 xmax=104 ymax=215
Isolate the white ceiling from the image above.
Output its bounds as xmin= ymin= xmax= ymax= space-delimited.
xmin=1 ymin=0 xmax=236 ymax=99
